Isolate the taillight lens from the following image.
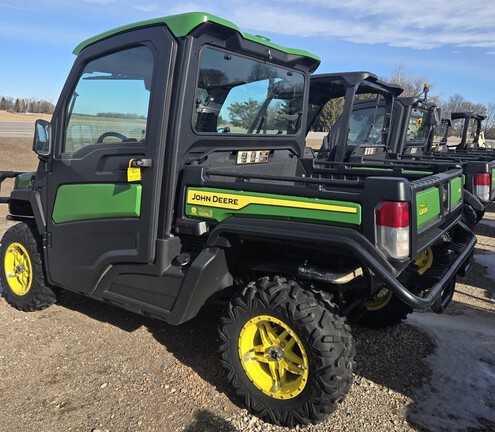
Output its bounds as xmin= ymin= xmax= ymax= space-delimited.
xmin=375 ymin=201 xmax=410 ymax=259
xmin=475 ymin=173 xmax=490 ymax=201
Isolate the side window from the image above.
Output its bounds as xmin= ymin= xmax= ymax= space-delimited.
xmin=64 ymin=46 xmax=154 ymax=154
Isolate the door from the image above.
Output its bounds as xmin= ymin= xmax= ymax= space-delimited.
xmin=44 ymin=28 xmax=175 ymax=293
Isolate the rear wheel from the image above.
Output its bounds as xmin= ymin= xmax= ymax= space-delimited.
xmin=358 ymin=287 xmax=413 ymax=328
xmin=0 ymin=223 xmax=56 ymax=311
xmin=219 ymin=276 xmax=354 ymax=427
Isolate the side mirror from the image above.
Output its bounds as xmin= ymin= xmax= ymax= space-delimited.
xmin=33 ymin=119 xmax=52 ymax=156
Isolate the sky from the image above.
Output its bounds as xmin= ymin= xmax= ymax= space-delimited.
xmin=1 ymin=0 xmax=494 ymax=107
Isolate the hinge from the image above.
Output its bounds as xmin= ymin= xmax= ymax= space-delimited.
xmin=42 ymin=232 xmax=52 ymax=249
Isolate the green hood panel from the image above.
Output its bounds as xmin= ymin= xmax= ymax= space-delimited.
xmin=14 ymin=172 xmax=36 ymax=190
xmin=52 ymin=183 xmax=142 ymax=224
xmin=185 ymin=187 xmax=361 ymax=226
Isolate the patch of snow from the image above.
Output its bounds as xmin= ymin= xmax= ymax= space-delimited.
xmin=407 ymin=312 xmax=495 ymax=432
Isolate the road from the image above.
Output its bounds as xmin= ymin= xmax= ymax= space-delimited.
xmin=0 ymin=121 xmax=34 ymax=138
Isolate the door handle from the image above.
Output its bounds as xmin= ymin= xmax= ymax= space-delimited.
xmin=129 ymin=158 xmax=152 ymax=168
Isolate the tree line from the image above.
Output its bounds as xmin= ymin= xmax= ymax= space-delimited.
xmin=0 ymin=96 xmax=55 ymax=114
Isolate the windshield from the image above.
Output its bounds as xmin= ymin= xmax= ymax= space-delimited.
xmin=193 ymin=47 xmax=305 ymax=135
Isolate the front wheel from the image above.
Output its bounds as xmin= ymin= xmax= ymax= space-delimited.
xmin=219 ymin=277 xmax=354 ymax=427
xmin=0 ymin=223 xmax=56 ymax=311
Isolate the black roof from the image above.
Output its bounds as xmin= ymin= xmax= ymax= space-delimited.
xmin=309 ymin=71 xmax=403 ymax=105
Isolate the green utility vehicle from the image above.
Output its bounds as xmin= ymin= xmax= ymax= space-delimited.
xmin=338 ymin=90 xmax=495 ymax=228
xmin=442 ymin=112 xmax=487 ymax=152
xmin=0 ymin=14 xmax=476 ymax=426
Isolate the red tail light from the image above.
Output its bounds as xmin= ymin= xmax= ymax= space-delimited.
xmin=376 ymin=201 xmax=410 ymax=228
xmin=475 ymin=173 xmax=490 ymax=186
xmin=475 ymin=173 xmax=490 ymax=201
xmin=375 ymin=201 xmax=410 ymax=259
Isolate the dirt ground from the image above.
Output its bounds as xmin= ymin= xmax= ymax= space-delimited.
xmin=0 ymin=138 xmax=494 ymax=432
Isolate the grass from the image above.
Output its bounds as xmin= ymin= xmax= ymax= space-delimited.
xmin=0 ymin=110 xmax=52 ymax=122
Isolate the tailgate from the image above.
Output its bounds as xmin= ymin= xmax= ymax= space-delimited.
xmin=409 ymin=168 xmax=463 ymax=255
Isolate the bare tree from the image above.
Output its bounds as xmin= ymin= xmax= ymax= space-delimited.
xmin=484 ymin=103 xmax=495 ymax=139
xmin=1 ymin=95 xmax=54 ymax=114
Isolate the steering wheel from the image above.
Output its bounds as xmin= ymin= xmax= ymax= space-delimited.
xmin=96 ymin=131 xmax=128 ymax=143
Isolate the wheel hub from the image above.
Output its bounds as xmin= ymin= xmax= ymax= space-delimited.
xmin=415 ymin=247 xmax=434 ymax=275
xmin=238 ymin=315 xmax=309 ymax=400
xmin=266 ymin=346 xmax=283 ymax=361
xmin=4 ymin=242 xmax=33 ymax=296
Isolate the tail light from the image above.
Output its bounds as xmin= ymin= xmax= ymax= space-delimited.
xmin=375 ymin=201 xmax=410 ymax=259
xmin=475 ymin=173 xmax=490 ymax=201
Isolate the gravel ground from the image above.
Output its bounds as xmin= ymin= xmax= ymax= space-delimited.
xmin=0 ymin=138 xmax=494 ymax=432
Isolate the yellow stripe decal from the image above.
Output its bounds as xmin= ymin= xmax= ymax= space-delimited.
xmin=186 ymin=189 xmax=358 ymax=214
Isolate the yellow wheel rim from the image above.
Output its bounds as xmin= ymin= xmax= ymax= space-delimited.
xmin=4 ymin=242 xmax=33 ymax=296
xmin=238 ymin=315 xmax=309 ymax=400
xmin=364 ymin=288 xmax=393 ymax=311
xmin=414 ymin=247 xmax=433 ymax=276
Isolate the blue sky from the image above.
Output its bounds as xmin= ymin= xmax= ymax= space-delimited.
xmin=1 ymin=0 xmax=494 ymax=106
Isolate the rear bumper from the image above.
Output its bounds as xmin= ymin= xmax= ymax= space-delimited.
xmin=381 ymin=222 xmax=476 ymax=309
xmin=463 ymin=189 xmax=489 ymax=212
xmin=207 ymin=217 xmax=476 ymax=311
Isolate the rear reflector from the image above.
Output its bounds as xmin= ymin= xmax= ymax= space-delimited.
xmin=375 ymin=201 xmax=410 ymax=259
xmin=475 ymin=173 xmax=490 ymax=201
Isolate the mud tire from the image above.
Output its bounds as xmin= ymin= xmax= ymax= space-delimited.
xmin=0 ymin=223 xmax=56 ymax=311
xmin=219 ymin=276 xmax=354 ymax=427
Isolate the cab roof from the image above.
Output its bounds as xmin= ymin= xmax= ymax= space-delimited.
xmin=308 ymin=72 xmax=403 ymax=106
xmin=73 ymin=12 xmax=320 ymax=71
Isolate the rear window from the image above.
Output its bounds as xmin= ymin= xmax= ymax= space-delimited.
xmin=193 ymin=47 xmax=305 ymax=135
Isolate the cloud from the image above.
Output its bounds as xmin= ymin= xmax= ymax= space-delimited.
xmin=138 ymin=0 xmax=495 ymax=52
xmin=9 ymin=0 xmax=492 ymax=52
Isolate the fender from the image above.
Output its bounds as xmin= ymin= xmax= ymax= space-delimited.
xmin=8 ymin=188 xmax=46 ymax=234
